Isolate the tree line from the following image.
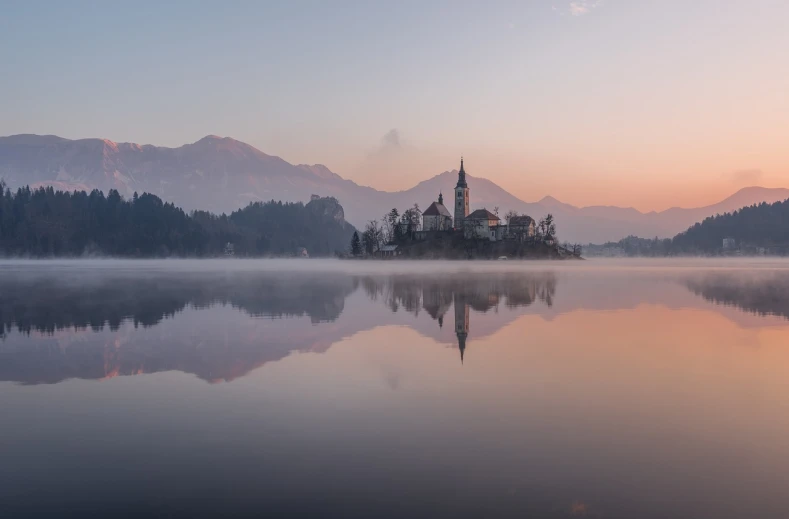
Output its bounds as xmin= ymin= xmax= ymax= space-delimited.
xmin=0 ymin=181 xmax=355 ymax=257
xmin=593 ymin=198 xmax=789 ymax=256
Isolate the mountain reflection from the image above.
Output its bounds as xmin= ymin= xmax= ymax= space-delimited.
xmin=5 ymin=266 xmax=789 ymax=386
xmin=0 ymin=270 xmax=557 ymax=384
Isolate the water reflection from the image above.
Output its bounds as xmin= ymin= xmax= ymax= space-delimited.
xmin=0 ymin=270 xmax=559 ymax=383
xmin=684 ymin=270 xmax=789 ymax=319
xmin=3 ymin=265 xmax=789 ymax=386
xmin=3 ymin=262 xmax=789 ymax=518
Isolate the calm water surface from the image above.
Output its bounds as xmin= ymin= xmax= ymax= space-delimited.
xmin=1 ymin=259 xmax=789 ymax=518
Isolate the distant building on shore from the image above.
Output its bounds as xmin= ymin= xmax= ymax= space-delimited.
xmin=723 ymin=237 xmax=736 ymax=250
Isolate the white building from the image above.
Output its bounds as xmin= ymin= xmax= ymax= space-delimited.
xmin=422 ymin=193 xmax=453 ymax=231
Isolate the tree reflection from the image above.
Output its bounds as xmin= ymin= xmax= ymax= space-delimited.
xmin=684 ymin=271 xmax=789 ymax=320
xmin=0 ymin=270 xmax=558 ymax=383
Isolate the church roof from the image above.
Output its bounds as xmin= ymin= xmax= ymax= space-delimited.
xmin=423 ymin=201 xmax=452 ymax=217
xmin=467 ymin=208 xmax=500 ymax=220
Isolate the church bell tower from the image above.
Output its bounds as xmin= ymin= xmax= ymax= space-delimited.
xmin=454 ymin=157 xmax=470 ymax=228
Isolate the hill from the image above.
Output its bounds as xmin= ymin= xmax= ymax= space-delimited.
xmin=589 ymin=198 xmax=789 ymax=256
xmin=671 ymin=199 xmax=789 ymax=254
xmin=2 ymin=134 xmax=788 ymax=243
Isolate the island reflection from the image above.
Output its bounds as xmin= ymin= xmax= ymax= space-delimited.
xmin=0 ymin=270 xmax=557 ymax=384
xmin=2 ymin=265 xmax=789 ymax=385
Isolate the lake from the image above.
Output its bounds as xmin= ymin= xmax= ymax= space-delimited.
xmin=1 ymin=259 xmax=788 ymax=518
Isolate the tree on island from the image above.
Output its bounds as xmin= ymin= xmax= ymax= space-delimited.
xmin=362 ymin=220 xmax=383 ymax=255
xmin=381 ymin=208 xmax=400 ymax=243
xmin=350 ymin=231 xmax=362 ymax=257
xmin=537 ymin=214 xmax=556 ymax=243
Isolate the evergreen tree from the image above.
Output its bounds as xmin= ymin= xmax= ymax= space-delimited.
xmin=0 ymin=186 xmax=356 ymax=258
xmin=350 ymin=231 xmax=362 ymax=257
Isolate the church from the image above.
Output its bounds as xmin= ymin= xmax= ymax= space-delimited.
xmin=420 ymin=158 xmax=536 ymax=242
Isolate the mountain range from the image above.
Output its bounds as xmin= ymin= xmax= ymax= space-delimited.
xmin=2 ymin=133 xmax=788 ymax=243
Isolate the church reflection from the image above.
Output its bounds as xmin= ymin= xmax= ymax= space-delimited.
xmin=361 ymin=273 xmax=557 ymax=364
xmin=454 ymin=292 xmax=469 ymax=364
xmin=4 ymin=267 xmax=789 ymax=385
xmin=0 ymin=270 xmax=560 ymax=384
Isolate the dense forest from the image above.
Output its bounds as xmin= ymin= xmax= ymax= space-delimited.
xmin=592 ymin=199 xmax=789 ymax=256
xmin=0 ymin=181 xmax=356 ymax=257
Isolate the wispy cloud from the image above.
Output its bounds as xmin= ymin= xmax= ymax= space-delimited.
xmin=557 ymin=1 xmax=603 ymax=17
xmin=724 ymin=168 xmax=764 ymax=186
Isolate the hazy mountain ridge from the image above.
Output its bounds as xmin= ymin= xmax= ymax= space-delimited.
xmin=2 ymin=134 xmax=788 ymax=243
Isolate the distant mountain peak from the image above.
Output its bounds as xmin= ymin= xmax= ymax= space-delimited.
xmin=297 ymin=164 xmax=342 ymax=181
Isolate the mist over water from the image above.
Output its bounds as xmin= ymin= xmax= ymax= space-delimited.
xmin=2 ymin=258 xmax=789 ymax=518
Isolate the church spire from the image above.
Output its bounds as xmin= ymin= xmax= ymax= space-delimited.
xmin=438 ymin=192 xmax=443 ymax=205
xmin=456 ymin=156 xmax=467 ymax=188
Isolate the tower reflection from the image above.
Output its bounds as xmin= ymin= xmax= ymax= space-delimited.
xmin=454 ymin=293 xmax=469 ymax=364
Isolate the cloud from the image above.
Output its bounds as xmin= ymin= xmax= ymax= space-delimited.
xmin=726 ymin=168 xmax=764 ymax=186
xmin=381 ymin=128 xmax=401 ymax=149
xmin=350 ymin=129 xmax=448 ymax=191
xmin=562 ymin=1 xmax=603 ymax=16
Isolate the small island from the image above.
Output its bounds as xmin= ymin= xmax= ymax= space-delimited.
xmin=347 ymin=159 xmax=582 ymax=260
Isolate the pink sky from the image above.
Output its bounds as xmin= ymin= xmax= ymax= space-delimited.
xmin=3 ymin=1 xmax=788 ymax=211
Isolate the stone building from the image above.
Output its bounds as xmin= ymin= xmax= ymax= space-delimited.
xmin=508 ymin=215 xmax=536 ymax=241
xmin=464 ymin=208 xmax=501 ymax=240
xmin=422 ymin=193 xmax=453 ymax=231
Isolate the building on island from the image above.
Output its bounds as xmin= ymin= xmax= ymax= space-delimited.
xmin=408 ymin=157 xmax=538 ymax=246
xmin=423 ymin=193 xmax=453 ymax=231
xmin=508 ymin=215 xmax=536 ymax=241
xmin=454 ymin=158 xmax=470 ymax=229
xmin=378 ymin=244 xmax=400 ymax=258
xmin=464 ymin=209 xmax=501 ymax=240
xmin=722 ymin=237 xmax=736 ymax=250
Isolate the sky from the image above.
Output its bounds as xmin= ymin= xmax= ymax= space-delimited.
xmin=2 ymin=0 xmax=789 ymax=211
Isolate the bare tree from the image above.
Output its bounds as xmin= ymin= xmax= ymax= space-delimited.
xmin=362 ymin=220 xmax=384 ymax=255
xmin=537 ymin=214 xmax=556 ymax=243
xmin=504 ymin=209 xmax=518 ymax=226
xmin=401 ymin=204 xmax=422 ymax=234
xmin=381 ymin=208 xmax=399 ymax=244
